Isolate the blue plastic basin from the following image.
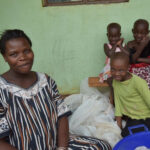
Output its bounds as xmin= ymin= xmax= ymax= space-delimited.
xmin=113 ymin=124 xmax=150 ymax=150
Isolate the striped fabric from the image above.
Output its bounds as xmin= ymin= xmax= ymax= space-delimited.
xmin=0 ymin=72 xmax=111 ymax=150
xmin=68 ymin=134 xmax=112 ymax=150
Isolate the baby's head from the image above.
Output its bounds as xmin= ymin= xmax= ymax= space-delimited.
xmin=110 ymin=52 xmax=129 ymax=81
xmin=132 ymin=19 xmax=149 ymax=43
xmin=107 ymin=23 xmax=121 ymax=46
xmin=0 ymin=29 xmax=32 ymax=55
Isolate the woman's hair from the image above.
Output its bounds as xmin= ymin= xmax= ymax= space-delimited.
xmin=107 ymin=23 xmax=121 ymax=33
xmin=0 ymin=29 xmax=32 ymax=55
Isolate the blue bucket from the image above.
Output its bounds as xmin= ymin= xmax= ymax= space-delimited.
xmin=113 ymin=124 xmax=150 ymax=150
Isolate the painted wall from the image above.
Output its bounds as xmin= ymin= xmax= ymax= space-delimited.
xmin=0 ymin=0 xmax=149 ymax=94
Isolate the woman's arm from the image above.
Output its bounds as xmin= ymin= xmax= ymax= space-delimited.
xmin=57 ymin=116 xmax=69 ymax=149
xmin=0 ymin=138 xmax=17 ymax=150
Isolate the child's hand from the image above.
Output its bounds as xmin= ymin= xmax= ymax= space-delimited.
xmin=116 ymin=38 xmax=124 ymax=47
xmin=140 ymin=35 xmax=150 ymax=47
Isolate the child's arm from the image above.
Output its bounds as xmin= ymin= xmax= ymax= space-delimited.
xmin=128 ymin=37 xmax=150 ymax=63
xmin=110 ymin=87 xmax=114 ymax=105
xmin=104 ymin=43 xmax=117 ymax=58
xmin=115 ymin=116 xmax=122 ymax=129
xmin=57 ymin=116 xmax=69 ymax=149
xmin=137 ymin=57 xmax=150 ymax=64
xmin=0 ymin=139 xmax=17 ymax=150
xmin=107 ymin=77 xmax=114 ymax=105
xmin=119 ymin=44 xmax=129 ymax=55
xmin=117 ymin=38 xmax=129 ymax=55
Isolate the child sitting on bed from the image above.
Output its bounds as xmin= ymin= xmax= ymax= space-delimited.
xmin=99 ymin=23 xmax=127 ymax=83
xmin=111 ymin=52 xmax=150 ymax=137
xmin=127 ymin=19 xmax=150 ymax=88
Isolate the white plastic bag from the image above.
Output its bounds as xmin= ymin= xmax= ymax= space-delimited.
xmin=65 ymin=78 xmax=122 ymax=147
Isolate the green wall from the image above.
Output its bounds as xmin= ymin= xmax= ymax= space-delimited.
xmin=0 ymin=0 xmax=150 ymax=94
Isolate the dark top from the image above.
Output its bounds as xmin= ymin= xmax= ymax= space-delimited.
xmin=129 ymin=41 xmax=150 ymax=64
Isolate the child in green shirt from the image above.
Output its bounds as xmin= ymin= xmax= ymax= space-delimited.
xmin=110 ymin=52 xmax=150 ymax=137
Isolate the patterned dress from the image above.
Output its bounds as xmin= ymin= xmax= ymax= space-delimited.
xmin=0 ymin=72 xmax=111 ymax=150
xmin=129 ymin=41 xmax=150 ymax=88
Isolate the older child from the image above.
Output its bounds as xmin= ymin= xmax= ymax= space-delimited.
xmin=99 ymin=23 xmax=127 ymax=83
xmin=111 ymin=52 xmax=150 ymax=137
xmin=127 ymin=19 xmax=150 ymax=88
xmin=0 ymin=29 xmax=111 ymax=150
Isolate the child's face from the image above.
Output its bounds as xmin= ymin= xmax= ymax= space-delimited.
xmin=3 ymin=38 xmax=34 ymax=75
xmin=132 ymin=24 xmax=149 ymax=43
xmin=107 ymin=28 xmax=121 ymax=46
xmin=111 ymin=58 xmax=129 ymax=81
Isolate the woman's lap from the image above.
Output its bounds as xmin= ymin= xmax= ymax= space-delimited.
xmin=68 ymin=134 xmax=112 ymax=150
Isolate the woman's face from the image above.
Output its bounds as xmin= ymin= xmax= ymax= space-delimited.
xmin=3 ymin=37 xmax=34 ymax=75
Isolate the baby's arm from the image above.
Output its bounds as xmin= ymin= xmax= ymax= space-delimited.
xmin=104 ymin=43 xmax=117 ymax=58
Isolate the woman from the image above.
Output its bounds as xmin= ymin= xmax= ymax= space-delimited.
xmin=0 ymin=29 xmax=111 ymax=150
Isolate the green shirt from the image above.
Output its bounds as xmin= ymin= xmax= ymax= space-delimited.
xmin=113 ymin=74 xmax=150 ymax=119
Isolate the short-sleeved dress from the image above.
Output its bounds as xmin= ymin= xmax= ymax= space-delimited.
xmin=129 ymin=41 xmax=150 ymax=88
xmin=0 ymin=72 xmax=111 ymax=150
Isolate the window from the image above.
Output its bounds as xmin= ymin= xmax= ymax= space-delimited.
xmin=42 ymin=0 xmax=129 ymax=6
